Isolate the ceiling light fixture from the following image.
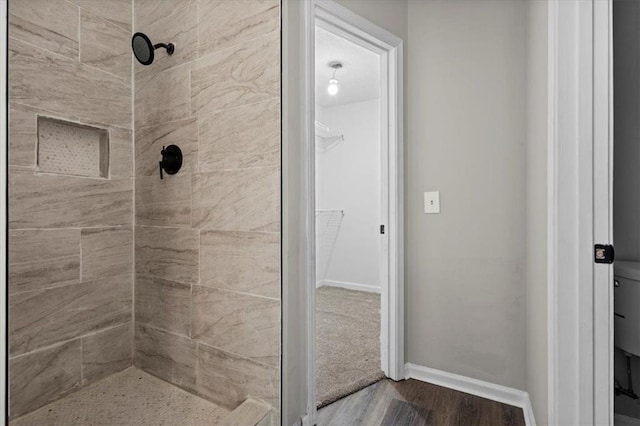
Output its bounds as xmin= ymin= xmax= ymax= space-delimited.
xmin=327 ymin=61 xmax=342 ymax=96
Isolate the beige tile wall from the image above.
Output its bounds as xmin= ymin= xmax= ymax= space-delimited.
xmin=8 ymin=0 xmax=133 ymax=418
xmin=8 ymin=0 xmax=281 ymax=418
xmin=133 ymin=0 xmax=281 ymax=411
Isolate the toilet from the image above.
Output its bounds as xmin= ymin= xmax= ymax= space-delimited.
xmin=615 ymin=261 xmax=640 ymax=357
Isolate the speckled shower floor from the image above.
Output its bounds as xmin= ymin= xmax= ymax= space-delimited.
xmin=9 ymin=367 xmax=230 ymax=426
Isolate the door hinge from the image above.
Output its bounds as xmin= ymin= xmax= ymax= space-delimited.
xmin=594 ymin=244 xmax=615 ymax=264
xmin=380 ymin=225 xmax=385 ymax=234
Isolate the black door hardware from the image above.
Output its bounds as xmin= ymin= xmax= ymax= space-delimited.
xmin=159 ymin=145 xmax=182 ymax=180
xmin=594 ymin=244 xmax=615 ymax=264
xmin=380 ymin=225 xmax=385 ymax=234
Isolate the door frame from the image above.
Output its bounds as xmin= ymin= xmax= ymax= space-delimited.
xmin=298 ymin=0 xmax=404 ymax=423
xmin=547 ymin=0 xmax=613 ymax=424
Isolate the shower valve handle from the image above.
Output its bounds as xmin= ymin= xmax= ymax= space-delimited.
xmin=158 ymin=145 xmax=183 ymax=180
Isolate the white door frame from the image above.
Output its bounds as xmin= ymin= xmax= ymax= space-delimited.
xmin=1 ymin=0 xmax=8 ymax=421
xmin=299 ymin=0 xmax=403 ymax=423
xmin=547 ymin=0 xmax=613 ymax=424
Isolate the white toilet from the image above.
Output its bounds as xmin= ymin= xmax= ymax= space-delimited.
xmin=615 ymin=261 xmax=640 ymax=357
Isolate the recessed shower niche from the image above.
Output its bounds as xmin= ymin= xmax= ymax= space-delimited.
xmin=37 ymin=116 xmax=110 ymax=178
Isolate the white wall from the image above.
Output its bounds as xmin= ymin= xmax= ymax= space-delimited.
xmin=406 ymin=0 xmax=528 ymax=390
xmin=526 ymin=0 xmax=548 ymax=423
xmin=316 ymin=99 xmax=381 ymax=290
xmin=285 ymin=0 xmax=550 ymax=422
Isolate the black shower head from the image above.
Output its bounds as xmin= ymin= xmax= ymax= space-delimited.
xmin=132 ymin=32 xmax=175 ymax=66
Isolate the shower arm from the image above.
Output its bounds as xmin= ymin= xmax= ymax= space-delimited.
xmin=153 ymin=42 xmax=175 ymax=55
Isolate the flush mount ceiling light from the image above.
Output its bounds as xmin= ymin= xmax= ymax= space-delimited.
xmin=327 ymin=61 xmax=342 ymax=96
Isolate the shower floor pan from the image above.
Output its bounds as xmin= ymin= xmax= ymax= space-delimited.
xmin=9 ymin=367 xmax=229 ymax=425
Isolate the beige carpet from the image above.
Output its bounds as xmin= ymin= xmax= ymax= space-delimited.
xmin=316 ymin=286 xmax=385 ymax=408
xmin=10 ymin=367 xmax=229 ymax=426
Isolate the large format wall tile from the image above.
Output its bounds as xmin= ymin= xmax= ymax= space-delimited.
xmin=197 ymin=344 xmax=278 ymax=410
xmin=110 ymin=127 xmax=133 ymax=178
xmin=81 ymin=323 xmax=132 ymax=385
xmin=192 ymin=167 xmax=280 ymax=232
xmin=134 ymin=4 xmax=198 ymax=79
xmin=69 ymin=0 xmax=131 ymax=32
xmin=135 ymin=174 xmax=192 ymax=206
xmin=8 ymin=103 xmax=37 ymax=168
xmin=9 ymin=0 xmax=134 ymax=417
xmin=129 ymin=0 xmax=281 ymax=412
xmin=134 ymin=0 xmax=198 ymax=30
xmin=135 ymin=64 xmax=191 ymax=128
xmin=81 ymin=227 xmax=133 ymax=282
xmin=200 ymin=230 xmax=279 ymax=298
xmin=134 ymin=324 xmax=197 ymax=391
xmin=10 ymin=275 xmax=131 ymax=356
xmin=192 ymin=286 xmax=280 ymax=367
xmin=135 ymin=117 xmax=198 ymax=177
xmin=80 ymin=10 xmax=131 ymax=81
xmin=135 ymin=226 xmax=199 ymax=284
xmin=9 ymin=229 xmax=80 ymax=294
xmin=199 ymin=0 xmax=279 ymax=58
xmin=9 ymin=340 xmax=81 ymax=418
xmin=136 ymin=202 xmax=192 ymax=228
xmin=9 ymin=173 xmax=133 ymax=229
xmin=198 ymin=98 xmax=280 ymax=171
xmin=135 ymin=275 xmax=191 ymax=336
xmin=9 ymin=38 xmax=131 ymax=129
xmin=191 ymin=32 xmax=279 ymax=115
xmin=135 ymin=174 xmax=192 ymax=227
xmin=9 ymin=0 xmax=79 ymax=60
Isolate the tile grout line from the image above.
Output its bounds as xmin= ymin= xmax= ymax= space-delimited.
xmin=9 ymin=225 xmax=132 ymax=232
xmin=6 ymin=102 xmax=133 ymax=134
xmin=79 ymin=337 xmax=84 ymax=385
xmin=132 ymin=0 xmax=137 ymax=367
xmin=189 ymin=0 xmax=199 ymax=359
xmin=9 ymin=322 xmax=131 ymax=361
xmin=133 ymin=95 xmax=280 ymax=133
xmin=140 ymin=322 xmax=279 ymax=371
xmin=77 ymin=4 xmax=81 ymax=62
xmin=78 ymin=227 xmax=83 ymax=283
xmin=9 ymin=272 xmax=132 ymax=297
xmin=8 ymin=36 xmax=132 ymax=86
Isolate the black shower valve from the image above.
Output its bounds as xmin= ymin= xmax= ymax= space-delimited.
xmin=159 ymin=145 xmax=183 ymax=180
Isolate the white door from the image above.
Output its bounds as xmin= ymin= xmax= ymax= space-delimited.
xmin=549 ymin=0 xmax=613 ymax=424
xmin=593 ymin=0 xmax=614 ymax=423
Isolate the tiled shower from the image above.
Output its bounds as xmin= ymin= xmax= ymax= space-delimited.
xmin=7 ymin=0 xmax=281 ymax=421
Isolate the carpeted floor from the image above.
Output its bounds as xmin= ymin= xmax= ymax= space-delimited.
xmin=315 ymin=286 xmax=385 ymax=408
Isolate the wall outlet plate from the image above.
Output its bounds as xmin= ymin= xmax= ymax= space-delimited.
xmin=424 ymin=191 xmax=440 ymax=214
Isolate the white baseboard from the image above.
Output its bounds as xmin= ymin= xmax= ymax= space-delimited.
xmin=404 ymin=363 xmax=536 ymax=426
xmin=316 ymin=279 xmax=381 ymax=294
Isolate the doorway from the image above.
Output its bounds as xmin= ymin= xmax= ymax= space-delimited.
xmin=314 ymin=24 xmax=385 ymax=408
xmin=298 ymin=1 xmax=404 ymax=424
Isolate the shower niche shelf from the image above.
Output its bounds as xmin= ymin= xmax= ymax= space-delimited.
xmin=37 ymin=116 xmax=109 ymax=178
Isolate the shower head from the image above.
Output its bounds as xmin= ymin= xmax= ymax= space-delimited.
xmin=132 ymin=32 xmax=175 ymax=66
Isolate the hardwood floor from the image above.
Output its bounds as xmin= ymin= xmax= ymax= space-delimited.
xmin=317 ymin=378 xmax=525 ymax=426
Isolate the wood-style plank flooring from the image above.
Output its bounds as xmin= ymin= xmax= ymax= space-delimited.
xmin=317 ymin=378 xmax=525 ymax=426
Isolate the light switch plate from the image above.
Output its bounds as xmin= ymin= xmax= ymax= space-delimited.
xmin=424 ymin=191 xmax=440 ymax=214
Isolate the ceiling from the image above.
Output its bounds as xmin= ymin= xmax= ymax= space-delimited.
xmin=315 ymin=26 xmax=380 ymax=108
